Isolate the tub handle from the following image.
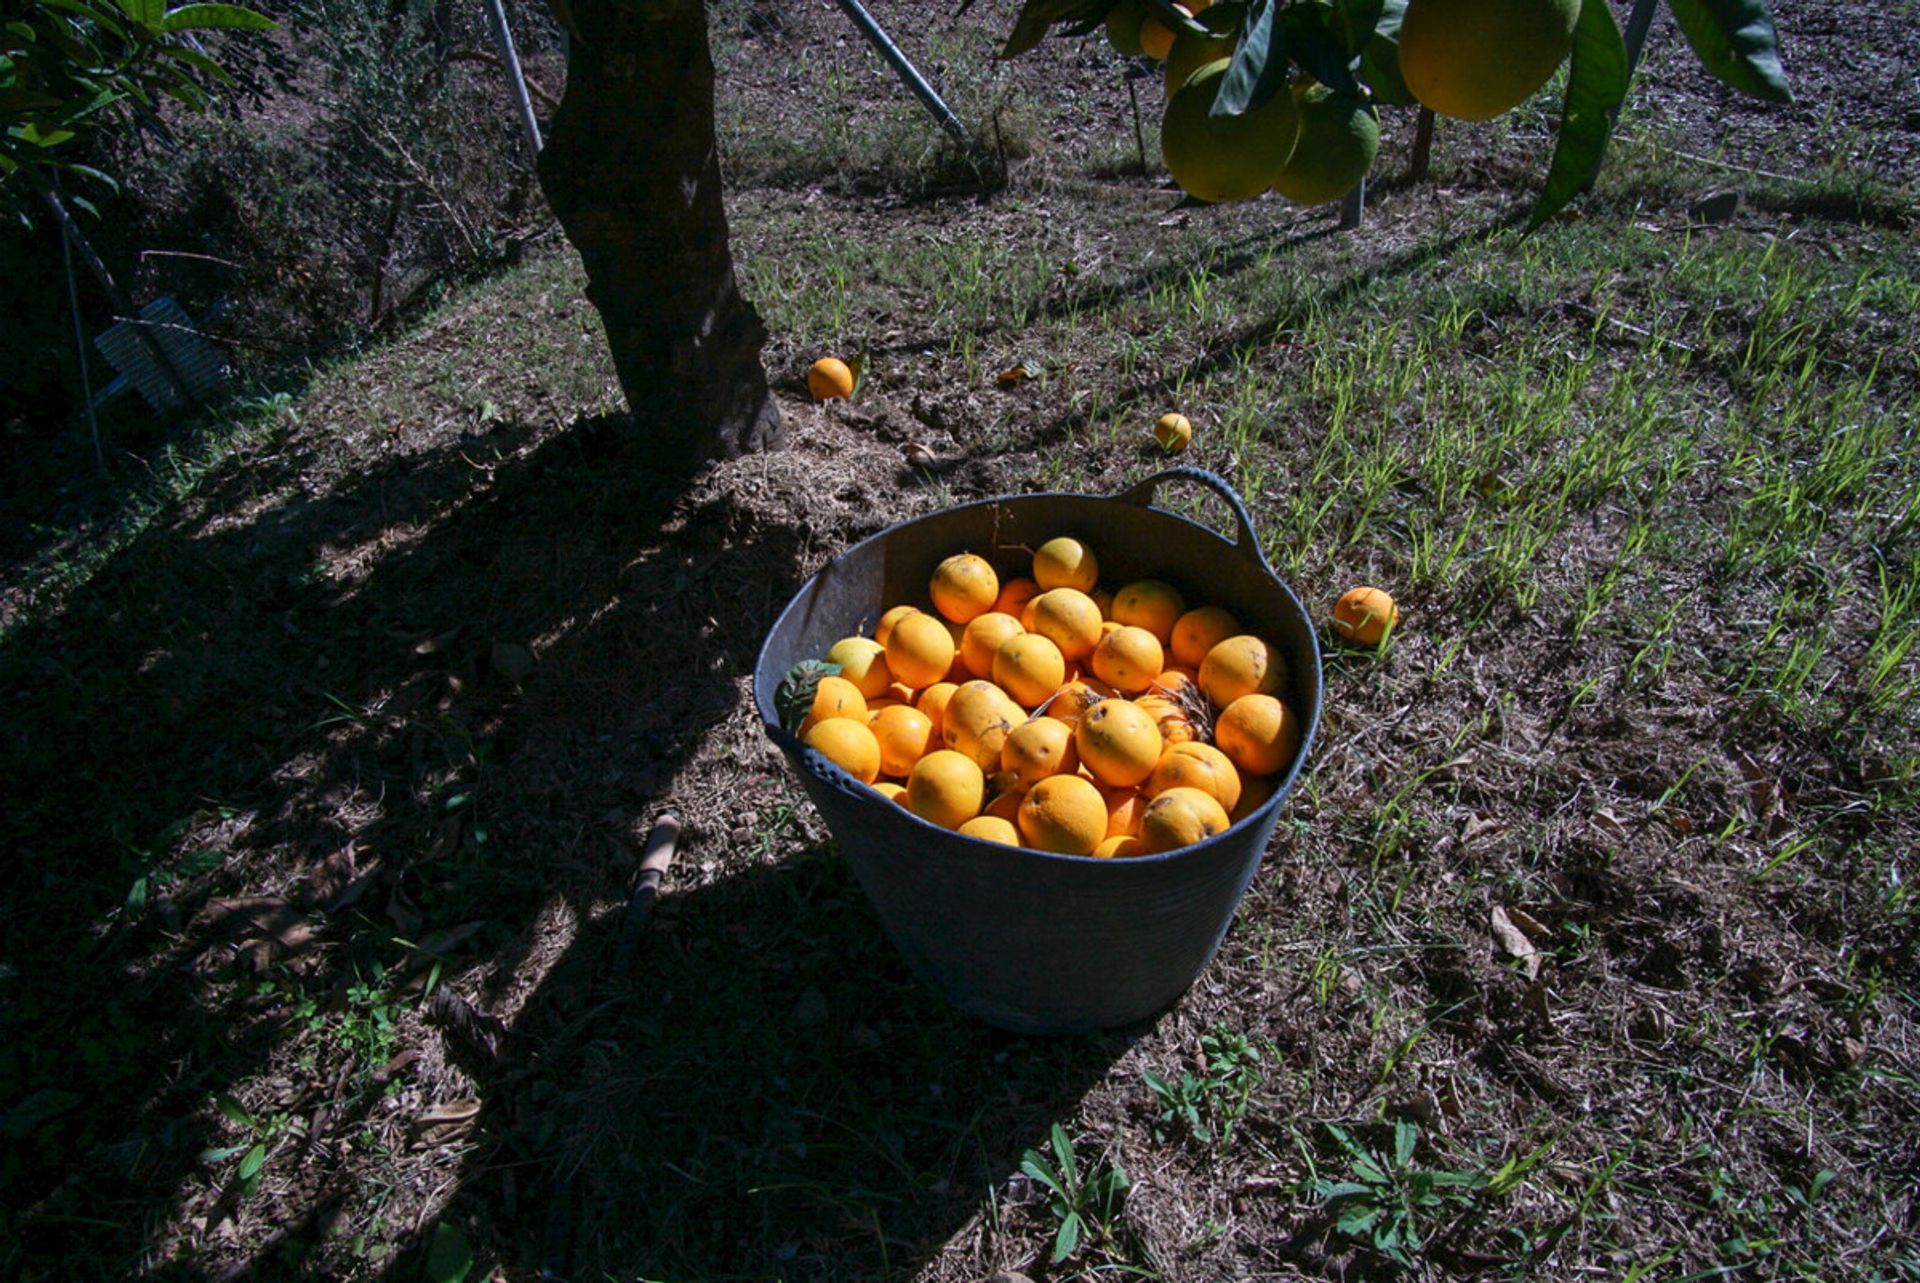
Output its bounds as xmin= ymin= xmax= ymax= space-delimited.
xmin=1116 ymin=467 xmax=1271 ymax=572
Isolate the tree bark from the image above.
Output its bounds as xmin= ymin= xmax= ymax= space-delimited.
xmin=537 ymin=0 xmax=784 ymax=466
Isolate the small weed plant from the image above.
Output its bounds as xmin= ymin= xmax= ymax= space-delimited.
xmin=1142 ymin=1026 xmax=1266 ymax=1147
xmin=1306 ymin=1120 xmax=1487 ymax=1269
xmin=1018 ymin=1123 xmax=1131 ymax=1266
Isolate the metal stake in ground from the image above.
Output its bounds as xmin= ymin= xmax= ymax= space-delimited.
xmin=831 ymin=0 xmax=987 ymax=169
xmin=483 ymin=0 xmax=543 ymax=159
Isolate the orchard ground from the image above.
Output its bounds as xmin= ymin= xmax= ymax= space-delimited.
xmin=1 ymin=1 xmax=1917 ymax=1279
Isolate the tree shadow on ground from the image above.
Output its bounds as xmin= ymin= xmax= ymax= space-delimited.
xmin=0 ymin=393 xmax=1134 ymax=1281
xmin=381 ymin=845 xmax=1136 ymax=1281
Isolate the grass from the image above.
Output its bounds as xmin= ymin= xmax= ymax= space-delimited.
xmin=3 ymin=4 xmax=1919 ymax=1280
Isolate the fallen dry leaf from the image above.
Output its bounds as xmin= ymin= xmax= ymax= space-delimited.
xmin=1590 ymin=806 xmax=1631 ymax=839
xmin=1461 ymin=812 xmax=1509 ymax=844
xmin=1491 ymin=906 xmax=1542 ymax=980
xmin=300 ymin=846 xmax=357 ymax=908
xmin=195 ymin=896 xmax=301 ymax=940
xmin=1505 ymin=905 xmax=1553 ymax=945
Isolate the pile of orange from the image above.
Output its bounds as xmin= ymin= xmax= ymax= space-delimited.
xmin=793 ymin=535 xmax=1304 ymax=857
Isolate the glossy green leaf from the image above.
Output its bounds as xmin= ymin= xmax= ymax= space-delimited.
xmin=161 ymin=3 xmax=277 ymax=32
xmin=116 ymin=0 xmax=166 ymax=29
xmin=236 ymin=1141 xmax=267 ymax=1181
xmin=1529 ymin=0 xmax=1628 ymax=229
xmin=1280 ymin=0 xmax=1360 ymax=96
xmin=425 ymin=1221 xmax=474 ymax=1283
xmin=16 ymin=123 xmax=77 ymax=147
xmin=1049 ymin=1122 xmax=1077 ymax=1184
xmin=1018 ymin=1152 xmax=1067 ymax=1199
xmin=1357 ymin=0 xmax=1414 ymax=105
xmin=1209 ymin=0 xmax=1287 ymax=117
xmin=213 ymin=1093 xmax=257 ymax=1129
xmin=999 ymin=0 xmax=1101 ymax=59
xmin=197 ymin=1143 xmax=252 ymax=1163
xmin=1050 ymin=1210 xmax=1082 ymax=1263
xmin=1330 ymin=0 xmax=1385 ymax=55
xmin=157 ymin=41 xmax=238 ymax=85
xmin=1666 ymin=0 xmax=1789 ymax=102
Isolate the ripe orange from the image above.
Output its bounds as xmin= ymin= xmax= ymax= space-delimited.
xmin=1103 ymin=785 xmax=1150 ymax=838
xmin=1333 ymin=586 xmax=1399 ymax=647
xmin=1138 ymin=0 xmax=1206 ymax=59
xmin=873 ymin=603 xmax=918 ymax=646
xmin=871 ymin=703 xmax=935 ymax=778
xmin=960 ymin=611 xmax=1025 ymax=678
xmin=1230 ymin=774 xmax=1277 ymax=823
xmin=993 ymin=576 xmax=1042 ymax=619
xmin=1214 ymin=693 xmax=1300 ymax=778
xmin=1149 ymin=664 xmax=1199 ymax=697
xmin=1090 ymin=624 xmax=1165 ymax=695
xmin=994 ymin=632 xmax=1068 ymax=708
xmin=1170 ymin=605 xmax=1239 ymax=669
xmin=1032 ymin=536 xmax=1100 ymax=593
xmin=943 ymin=679 xmax=1022 ymax=770
xmin=872 ymin=780 xmax=908 ymax=804
xmin=1151 ymin=412 xmax=1194 ymax=453
xmin=1076 ymin=698 xmax=1165 ymax=788
xmin=984 ymin=777 xmax=1027 ymax=823
xmin=885 ymin=610 xmax=957 ymax=689
xmin=1139 ymin=786 xmax=1232 ymax=853
xmin=915 ymin=681 xmax=958 ymax=739
xmin=809 ymin=674 xmax=868 ymax=724
xmin=1093 ymin=834 xmax=1145 ymax=859
xmin=905 ymin=750 xmax=985 ymax=829
xmin=1135 ymin=692 xmax=1196 ymax=745
xmin=1147 ymin=740 xmax=1242 ymax=813
xmin=1199 ymin=633 xmax=1286 ymax=706
xmin=930 ymin=553 xmax=1000 ymax=624
xmin=1002 ymin=716 xmax=1080 ymax=788
xmin=804 ymin=716 xmax=882 ymax=785
xmin=1046 ymin=677 xmax=1114 ymax=726
xmin=1017 ymin=774 xmax=1108 ymax=856
xmin=958 ymin=815 xmax=1021 ymax=846
xmin=1026 ymin=588 xmax=1104 ymax=663
xmin=826 ymin=635 xmax=893 ymax=699
xmin=808 ymin=356 xmax=855 ymax=401
xmin=1111 ymin=579 xmax=1187 ymax=644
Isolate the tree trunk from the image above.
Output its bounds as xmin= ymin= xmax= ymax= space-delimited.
xmin=537 ymin=0 xmax=783 ymax=466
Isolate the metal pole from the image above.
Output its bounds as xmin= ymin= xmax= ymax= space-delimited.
xmin=483 ymin=0 xmax=543 ymax=158
xmin=831 ymin=0 xmax=981 ymax=159
xmin=42 ymin=189 xmax=197 ymax=409
xmin=60 ymin=208 xmax=106 ymax=476
xmin=1339 ymin=176 xmax=1365 ymax=230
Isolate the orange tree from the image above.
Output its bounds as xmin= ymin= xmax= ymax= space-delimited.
xmin=999 ymin=0 xmax=1790 ymax=216
xmin=537 ymin=0 xmax=785 ymax=470
xmin=537 ymin=0 xmax=1787 ymax=464
xmin=1 ymin=0 xmax=277 ymax=217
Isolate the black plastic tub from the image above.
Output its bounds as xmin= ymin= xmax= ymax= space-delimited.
xmin=752 ymin=468 xmax=1321 ymax=1034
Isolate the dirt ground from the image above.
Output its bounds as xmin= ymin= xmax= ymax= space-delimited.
xmin=1 ymin=1 xmax=1916 ymax=1280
